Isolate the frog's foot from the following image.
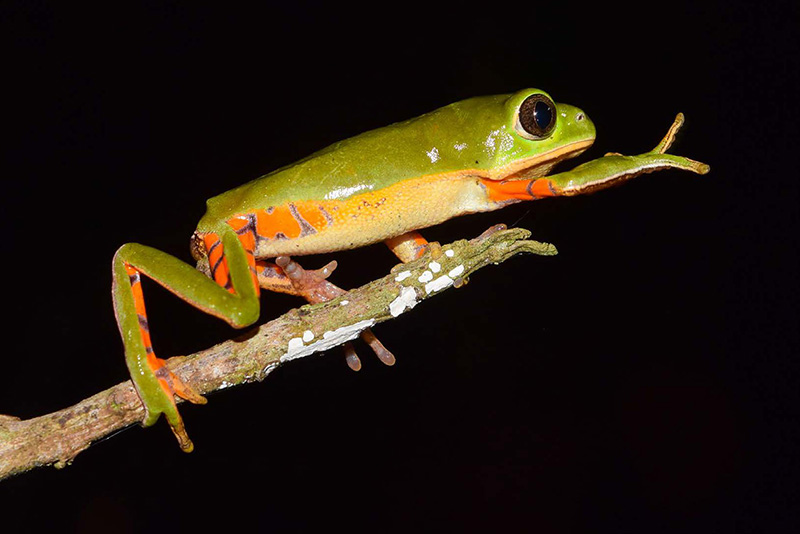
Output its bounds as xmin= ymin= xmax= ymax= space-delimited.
xmin=471 ymin=223 xmax=508 ymax=243
xmin=274 ymin=256 xmax=345 ymax=303
xmin=145 ymin=353 xmax=207 ymax=452
xmin=272 ymin=256 xmax=396 ymax=371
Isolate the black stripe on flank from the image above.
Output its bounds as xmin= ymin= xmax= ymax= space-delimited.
xmin=288 ymin=203 xmax=317 ymax=237
xmin=318 ymin=205 xmax=334 ymax=225
xmin=234 ymin=213 xmax=257 ymax=235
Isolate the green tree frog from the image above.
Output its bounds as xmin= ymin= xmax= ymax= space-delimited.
xmin=111 ymin=88 xmax=709 ymax=451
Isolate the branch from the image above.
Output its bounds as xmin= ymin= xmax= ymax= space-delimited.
xmin=0 ymin=227 xmax=555 ymax=480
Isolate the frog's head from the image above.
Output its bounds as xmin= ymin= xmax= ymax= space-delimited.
xmin=483 ymin=88 xmax=595 ymax=181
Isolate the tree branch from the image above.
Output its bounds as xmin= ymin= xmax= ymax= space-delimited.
xmin=0 ymin=227 xmax=555 ymax=480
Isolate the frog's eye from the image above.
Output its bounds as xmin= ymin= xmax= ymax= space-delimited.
xmin=516 ymin=94 xmax=556 ymax=139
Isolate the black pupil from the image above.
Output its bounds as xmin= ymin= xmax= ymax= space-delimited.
xmin=533 ymin=100 xmax=552 ymax=130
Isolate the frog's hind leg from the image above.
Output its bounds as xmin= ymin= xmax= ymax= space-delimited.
xmin=255 ymin=257 xmax=395 ymax=370
xmin=386 ymin=230 xmax=442 ymax=262
xmin=113 ymin=231 xmax=260 ymax=452
xmin=113 ymin=255 xmax=209 ymax=452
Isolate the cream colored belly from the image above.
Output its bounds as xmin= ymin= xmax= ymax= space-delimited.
xmin=254 ymin=174 xmax=492 ymax=258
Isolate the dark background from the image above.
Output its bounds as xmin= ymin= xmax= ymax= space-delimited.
xmin=1 ymin=2 xmax=797 ymax=532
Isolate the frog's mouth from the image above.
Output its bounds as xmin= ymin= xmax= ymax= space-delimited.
xmin=487 ymin=138 xmax=594 ymax=181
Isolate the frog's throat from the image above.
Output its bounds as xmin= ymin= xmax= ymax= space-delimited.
xmin=487 ymin=138 xmax=594 ymax=181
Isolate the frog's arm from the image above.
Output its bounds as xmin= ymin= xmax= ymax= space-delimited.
xmin=111 ymin=224 xmax=260 ymax=451
xmin=386 ymin=231 xmax=431 ymax=263
xmin=481 ymin=113 xmax=710 ymax=202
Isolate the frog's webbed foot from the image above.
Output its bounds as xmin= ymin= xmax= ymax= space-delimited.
xmin=274 ymin=256 xmax=344 ymax=303
xmin=270 ymin=256 xmax=396 ymax=371
xmin=146 ymin=354 xmax=207 ymax=452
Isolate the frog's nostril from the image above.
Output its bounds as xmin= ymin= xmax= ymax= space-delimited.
xmin=576 ymin=112 xmax=585 ymax=121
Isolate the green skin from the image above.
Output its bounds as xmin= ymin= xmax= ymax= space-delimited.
xmin=199 ymin=90 xmax=593 ymax=226
xmin=111 ymin=88 xmax=709 ymax=451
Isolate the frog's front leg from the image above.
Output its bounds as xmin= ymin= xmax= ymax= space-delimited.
xmin=254 ymin=257 xmax=395 ymax=371
xmin=112 ymin=227 xmax=260 ymax=451
xmin=481 ymin=114 xmax=710 ymax=202
xmin=386 ymin=230 xmax=442 ymax=262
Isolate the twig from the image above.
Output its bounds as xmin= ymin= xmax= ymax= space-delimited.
xmin=0 ymin=227 xmax=555 ymax=480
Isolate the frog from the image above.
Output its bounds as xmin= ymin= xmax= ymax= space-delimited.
xmin=111 ymin=88 xmax=709 ymax=451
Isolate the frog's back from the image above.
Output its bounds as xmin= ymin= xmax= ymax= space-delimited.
xmin=198 ymin=94 xmax=508 ymax=229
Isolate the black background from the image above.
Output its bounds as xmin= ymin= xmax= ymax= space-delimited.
xmin=1 ymin=2 xmax=797 ymax=532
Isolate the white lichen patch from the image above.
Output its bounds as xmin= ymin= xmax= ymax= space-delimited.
xmin=287 ymin=337 xmax=304 ymax=351
xmin=424 ymin=275 xmax=454 ymax=294
xmin=281 ymin=319 xmax=376 ymax=363
xmin=418 ymin=270 xmax=434 ymax=283
xmin=429 ymin=261 xmax=441 ymax=273
xmin=448 ymin=264 xmax=465 ymax=278
xmin=426 ymin=146 xmax=440 ymax=163
xmin=340 ymin=299 xmax=349 ymax=305
xmin=445 ymin=249 xmax=455 ymax=257
xmin=302 ymin=330 xmax=315 ymax=342
xmin=389 ymin=286 xmax=419 ymax=317
xmin=394 ymin=271 xmax=412 ymax=282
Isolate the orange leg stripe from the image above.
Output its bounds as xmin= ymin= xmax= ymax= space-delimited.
xmin=124 ymin=262 xmax=157 ymax=356
xmin=480 ymin=177 xmax=560 ymax=203
xmin=202 ymin=231 xmax=260 ymax=296
xmin=202 ymin=233 xmax=233 ymax=291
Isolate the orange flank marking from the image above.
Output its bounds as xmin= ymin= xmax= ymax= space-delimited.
xmin=231 ymin=201 xmax=332 ymax=243
xmin=294 ymin=203 xmax=330 ymax=233
xmin=256 ymin=205 xmax=302 ymax=240
xmin=227 ymin=216 xmax=250 ymax=233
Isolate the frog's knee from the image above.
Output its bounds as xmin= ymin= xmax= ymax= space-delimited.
xmin=230 ymin=299 xmax=260 ymax=327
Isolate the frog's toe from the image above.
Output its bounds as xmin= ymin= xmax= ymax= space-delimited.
xmin=361 ymin=328 xmax=396 ymax=366
xmin=342 ymin=329 xmax=396 ymax=371
xmin=344 ymin=342 xmax=362 ymax=371
xmin=166 ymin=412 xmax=195 ymax=453
xmin=472 ymin=223 xmax=508 ymax=243
xmin=154 ymin=364 xmax=207 ymax=406
xmin=275 ymin=256 xmax=345 ymax=303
